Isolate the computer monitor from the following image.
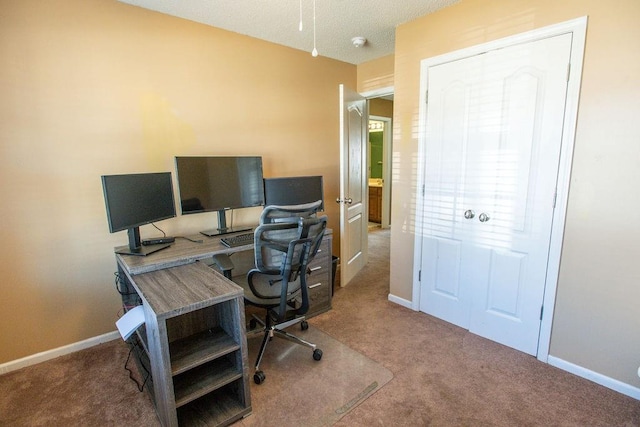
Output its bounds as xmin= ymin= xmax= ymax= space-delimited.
xmin=175 ymin=156 xmax=265 ymax=236
xmin=263 ymin=176 xmax=324 ymax=211
xmin=101 ymin=172 xmax=176 ymax=256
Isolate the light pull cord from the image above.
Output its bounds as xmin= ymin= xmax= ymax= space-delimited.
xmin=299 ymin=0 xmax=303 ymax=31
xmin=312 ymin=0 xmax=318 ymax=57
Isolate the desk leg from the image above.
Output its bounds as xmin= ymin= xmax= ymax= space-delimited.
xmin=144 ymin=304 xmax=178 ymax=427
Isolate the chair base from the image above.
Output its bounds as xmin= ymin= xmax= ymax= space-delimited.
xmin=247 ymin=312 xmax=322 ymax=384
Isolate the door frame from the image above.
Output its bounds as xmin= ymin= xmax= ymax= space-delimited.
xmin=412 ymin=17 xmax=587 ymax=362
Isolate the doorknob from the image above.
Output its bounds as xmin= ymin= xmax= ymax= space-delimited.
xmin=464 ymin=210 xmax=475 ymax=219
xmin=479 ymin=213 xmax=490 ymax=223
xmin=336 ymin=197 xmax=353 ymax=204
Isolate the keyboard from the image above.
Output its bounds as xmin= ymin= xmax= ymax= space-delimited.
xmin=220 ymin=232 xmax=254 ymax=248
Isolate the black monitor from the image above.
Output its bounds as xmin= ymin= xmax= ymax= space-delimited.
xmin=101 ymin=172 xmax=176 ymax=256
xmin=175 ymin=156 xmax=265 ymax=236
xmin=263 ymin=176 xmax=324 ymax=211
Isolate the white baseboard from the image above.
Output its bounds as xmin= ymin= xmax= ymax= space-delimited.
xmin=548 ymin=355 xmax=640 ymax=400
xmin=0 ymin=331 xmax=120 ymax=375
xmin=388 ymin=293 xmax=413 ymax=310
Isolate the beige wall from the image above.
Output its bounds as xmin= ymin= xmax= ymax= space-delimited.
xmin=391 ymin=0 xmax=640 ymax=387
xmin=0 ymin=0 xmax=355 ymax=363
xmin=357 ymin=54 xmax=394 ymax=93
xmin=369 ymin=98 xmax=393 ymax=119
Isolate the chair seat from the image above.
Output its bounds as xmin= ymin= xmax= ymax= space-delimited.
xmin=234 ymin=273 xmax=302 ymax=309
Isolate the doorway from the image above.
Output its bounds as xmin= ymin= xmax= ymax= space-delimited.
xmin=368 ymin=115 xmax=392 ymax=230
xmin=366 ymin=94 xmax=393 ymax=233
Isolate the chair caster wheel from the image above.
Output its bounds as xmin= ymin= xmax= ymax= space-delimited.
xmin=254 ymin=370 xmax=266 ymax=384
xmin=301 ymin=320 xmax=309 ymax=330
xmin=313 ymin=349 xmax=323 ymax=361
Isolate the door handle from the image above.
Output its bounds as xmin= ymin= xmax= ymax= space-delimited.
xmin=479 ymin=213 xmax=490 ymax=223
xmin=336 ymin=198 xmax=353 ymax=204
xmin=464 ymin=210 xmax=475 ymax=219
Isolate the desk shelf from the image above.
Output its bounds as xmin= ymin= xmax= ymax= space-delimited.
xmin=173 ymin=355 xmax=242 ymax=407
xmin=177 ymin=383 xmax=249 ymax=426
xmin=170 ymin=328 xmax=239 ymax=375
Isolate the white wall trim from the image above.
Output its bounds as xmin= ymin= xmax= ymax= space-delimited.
xmin=548 ymin=356 xmax=640 ymax=400
xmin=388 ymin=293 xmax=413 ymax=310
xmin=361 ymin=86 xmax=394 ymax=99
xmin=0 ymin=331 xmax=120 ymax=375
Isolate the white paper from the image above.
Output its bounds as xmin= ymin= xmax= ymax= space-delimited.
xmin=116 ymin=305 xmax=146 ymax=341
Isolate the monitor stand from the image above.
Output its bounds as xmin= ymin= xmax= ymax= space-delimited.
xmin=200 ymin=209 xmax=252 ymax=237
xmin=115 ymin=227 xmax=172 ymax=257
xmin=116 ymin=244 xmax=171 ymax=257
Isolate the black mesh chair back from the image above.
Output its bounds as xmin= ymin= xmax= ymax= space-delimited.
xmin=259 ymin=200 xmax=322 ymax=224
xmin=247 ymin=215 xmax=327 ymax=321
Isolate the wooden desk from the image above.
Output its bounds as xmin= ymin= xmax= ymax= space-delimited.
xmin=116 ymin=235 xmax=253 ymax=427
xmin=116 ymin=234 xmax=253 ymax=275
xmin=115 ymin=229 xmax=333 ymax=426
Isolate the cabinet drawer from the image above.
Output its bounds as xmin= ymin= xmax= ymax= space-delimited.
xmin=309 ymin=241 xmax=330 ymax=266
xmin=305 ymin=233 xmax=332 ymax=317
xmin=308 ymin=262 xmax=327 ymax=278
xmin=307 ymin=280 xmax=330 ymax=316
xmin=307 ymin=260 xmax=330 ymax=314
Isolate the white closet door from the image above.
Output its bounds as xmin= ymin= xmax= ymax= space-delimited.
xmin=418 ymin=33 xmax=572 ymax=355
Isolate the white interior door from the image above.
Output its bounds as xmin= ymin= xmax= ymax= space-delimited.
xmin=339 ymin=84 xmax=368 ymax=286
xmin=417 ymin=33 xmax=573 ymax=355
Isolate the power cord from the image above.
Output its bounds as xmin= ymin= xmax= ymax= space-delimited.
xmin=150 ymin=222 xmax=203 ymax=243
xmin=151 ymin=222 xmax=167 ymax=237
xmin=177 ymin=236 xmax=203 ymax=243
xmin=124 ymin=339 xmax=150 ymax=392
xmin=114 ymin=272 xmax=137 ymax=296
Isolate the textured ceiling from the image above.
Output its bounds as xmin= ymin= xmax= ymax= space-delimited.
xmin=118 ymin=0 xmax=459 ymax=64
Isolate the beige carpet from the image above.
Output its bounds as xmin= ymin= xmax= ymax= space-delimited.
xmin=0 ymin=339 xmax=158 ymax=426
xmin=238 ymin=325 xmax=393 ymax=427
xmin=0 ymin=325 xmax=392 ymax=427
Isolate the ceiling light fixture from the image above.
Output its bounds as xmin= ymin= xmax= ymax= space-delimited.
xmin=352 ymin=36 xmax=367 ymax=48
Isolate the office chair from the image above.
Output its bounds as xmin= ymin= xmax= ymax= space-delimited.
xmin=214 ymin=201 xmax=326 ymax=384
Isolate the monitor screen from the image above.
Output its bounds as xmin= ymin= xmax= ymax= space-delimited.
xmin=175 ymin=156 xmax=265 ymax=214
xmin=101 ymin=172 xmax=176 ymax=255
xmin=175 ymin=156 xmax=265 ymax=236
xmin=102 ymin=172 xmax=176 ymax=233
xmin=263 ymin=175 xmax=324 ymax=211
